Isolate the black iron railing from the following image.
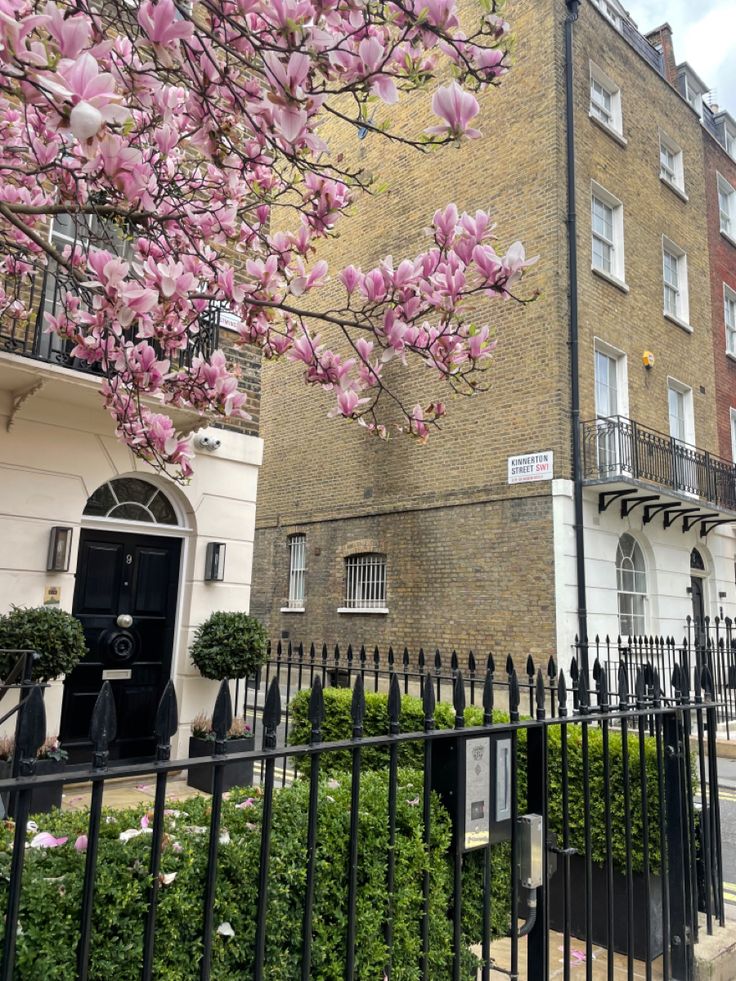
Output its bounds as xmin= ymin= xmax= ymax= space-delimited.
xmin=0 ymin=268 xmax=220 ymax=372
xmin=576 ymin=617 xmax=736 ymax=738
xmin=580 ymin=416 xmax=736 ymax=511
xmin=0 ymin=647 xmax=726 ymax=980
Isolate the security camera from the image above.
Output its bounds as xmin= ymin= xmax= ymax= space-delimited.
xmin=195 ymin=434 xmax=222 ymax=451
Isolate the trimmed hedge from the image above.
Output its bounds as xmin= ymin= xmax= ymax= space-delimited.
xmin=289 ymin=687 xmax=664 ymax=875
xmin=0 ymin=606 xmax=87 ymax=682
xmin=1 ymin=771 xmax=494 ymax=980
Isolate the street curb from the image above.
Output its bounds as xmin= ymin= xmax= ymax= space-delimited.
xmin=690 ymin=736 xmax=736 ymax=760
xmin=694 ymin=920 xmax=736 ymax=980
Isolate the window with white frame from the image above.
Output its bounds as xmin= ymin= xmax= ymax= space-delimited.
xmin=659 ymin=134 xmax=685 ymax=194
xmin=591 ymin=184 xmax=625 ymax=283
xmin=731 ymin=408 xmax=736 ymax=463
xmin=594 ymin=342 xmax=628 ymax=472
xmin=616 ymin=533 xmax=647 ymax=638
xmin=662 ymin=238 xmax=689 ymax=325
xmin=667 ymin=380 xmax=694 ymax=446
xmin=591 ymin=0 xmax=622 ymax=29
xmin=287 ymin=534 xmax=307 ymax=608
xmin=344 ymin=553 xmax=386 ymax=610
xmin=589 ymin=63 xmax=623 ymax=138
xmin=719 ymin=175 xmax=736 ymax=239
xmin=725 ymin=285 xmax=736 ymax=356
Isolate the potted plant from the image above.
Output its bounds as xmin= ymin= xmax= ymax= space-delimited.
xmin=186 ymin=713 xmax=255 ymax=793
xmin=0 ymin=736 xmax=68 ymax=816
xmin=188 ymin=611 xmax=268 ymax=684
xmin=0 ymin=606 xmax=87 ymax=682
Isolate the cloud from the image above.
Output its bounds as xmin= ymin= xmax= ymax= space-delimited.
xmin=625 ymin=0 xmax=736 ymax=115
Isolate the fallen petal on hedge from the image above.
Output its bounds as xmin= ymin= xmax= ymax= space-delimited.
xmin=30 ymin=832 xmax=68 ymax=848
xmin=217 ymin=922 xmax=235 ymax=938
xmin=74 ymin=835 xmax=88 ymax=852
xmin=119 ymin=828 xmax=143 ymax=842
xmin=159 ymin=872 xmax=177 ymax=885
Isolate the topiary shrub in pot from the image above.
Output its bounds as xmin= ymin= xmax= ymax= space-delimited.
xmin=0 ymin=606 xmax=87 ymax=683
xmin=0 ymin=736 xmax=68 ymax=816
xmin=186 ymin=714 xmax=255 ymax=793
xmin=187 ymin=612 xmax=266 ymax=792
xmin=188 ymin=611 xmax=268 ymax=683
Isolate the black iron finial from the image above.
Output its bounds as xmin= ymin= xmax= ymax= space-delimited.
xmin=388 ymin=673 xmax=401 ymax=734
xmin=535 ymin=669 xmax=546 ymax=719
xmin=423 ymin=672 xmax=435 ymax=729
xmin=558 ymin=670 xmax=568 ymax=717
xmin=453 ymin=670 xmax=465 ymax=728
xmin=483 ymin=668 xmax=494 ymax=724
xmin=212 ymin=680 xmax=233 ymax=750
xmin=509 ymin=668 xmax=520 ymax=722
xmin=154 ymin=680 xmax=178 ymax=761
xmin=89 ymin=680 xmax=117 ymax=766
xmin=351 ymin=675 xmax=365 ymax=737
xmin=308 ymin=676 xmax=325 ymax=741
xmin=263 ymin=677 xmax=282 ymax=750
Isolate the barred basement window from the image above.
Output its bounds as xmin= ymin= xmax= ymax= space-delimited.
xmin=287 ymin=534 xmax=306 ymax=608
xmin=344 ymin=553 xmax=387 ymax=610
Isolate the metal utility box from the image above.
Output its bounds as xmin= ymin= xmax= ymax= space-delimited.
xmin=431 ymin=733 xmax=513 ymax=850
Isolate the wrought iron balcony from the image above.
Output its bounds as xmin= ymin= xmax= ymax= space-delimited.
xmin=581 ymin=416 xmax=736 ymax=514
xmin=0 ymin=267 xmax=220 ymax=373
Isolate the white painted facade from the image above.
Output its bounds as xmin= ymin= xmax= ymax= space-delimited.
xmin=552 ymin=478 xmax=736 ymax=673
xmin=0 ymin=352 xmax=262 ymax=756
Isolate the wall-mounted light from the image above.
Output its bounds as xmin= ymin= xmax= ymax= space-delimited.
xmin=204 ymin=542 xmax=226 ymax=582
xmin=47 ymin=527 xmax=73 ymax=572
xmin=719 ymin=591 xmax=728 ymax=600
xmin=686 ymin=586 xmax=693 ymax=595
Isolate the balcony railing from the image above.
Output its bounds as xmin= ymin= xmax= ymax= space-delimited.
xmin=581 ymin=416 xmax=736 ymax=512
xmin=0 ymin=267 xmax=220 ymax=373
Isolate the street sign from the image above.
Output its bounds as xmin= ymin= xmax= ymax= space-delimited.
xmin=507 ymin=451 xmax=554 ymax=484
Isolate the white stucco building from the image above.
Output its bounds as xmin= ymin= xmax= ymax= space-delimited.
xmin=0 ymin=344 xmax=262 ymax=759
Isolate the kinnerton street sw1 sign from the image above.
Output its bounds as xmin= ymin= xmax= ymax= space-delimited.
xmin=507 ymin=451 xmax=554 ymax=485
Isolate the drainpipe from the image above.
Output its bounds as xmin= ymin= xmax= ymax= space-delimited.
xmin=564 ymin=0 xmax=589 ymax=673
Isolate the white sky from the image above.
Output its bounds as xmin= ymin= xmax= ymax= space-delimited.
xmin=625 ymin=0 xmax=736 ymax=116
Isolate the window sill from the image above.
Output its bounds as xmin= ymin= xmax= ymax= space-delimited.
xmin=588 ymin=112 xmax=627 ymax=147
xmin=726 ymin=351 xmax=736 ymax=364
xmin=659 ymin=175 xmax=688 ymax=202
xmin=663 ymin=311 xmax=694 ymax=334
xmin=336 ymin=607 xmax=389 ymax=615
xmin=280 ymin=607 xmax=305 ymax=613
xmin=592 ymin=266 xmax=630 ymax=293
xmin=721 ymin=229 xmax=736 ymax=249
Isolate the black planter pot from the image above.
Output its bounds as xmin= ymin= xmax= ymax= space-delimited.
xmin=186 ymin=736 xmax=255 ymax=794
xmin=0 ymin=759 xmax=65 ymax=817
xmin=547 ymin=853 xmax=663 ymax=961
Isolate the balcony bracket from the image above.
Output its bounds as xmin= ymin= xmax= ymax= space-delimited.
xmin=664 ymin=507 xmax=701 ymax=530
xmin=682 ymin=512 xmax=720 ymax=534
xmin=621 ymin=495 xmax=659 ymax=519
xmin=7 ymin=379 xmax=44 ymax=432
xmin=643 ymin=502 xmax=677 ymax=525
xmin=598 ymin=489 xmax=635 ymax=514
xmin=700 ymin=518 xmax=736 ymax=538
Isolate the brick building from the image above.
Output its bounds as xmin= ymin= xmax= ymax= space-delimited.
xmin=251 ymin=0 xmax=736 ymax=669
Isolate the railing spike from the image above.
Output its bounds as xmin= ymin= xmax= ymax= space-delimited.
xmin=558 ymin=670 xmax=568 ymax=716
xmin=618 ymin=662 xmax=629 ymax=707
xmin=483 ymin=667 xmax=494 ymax=721
xmin=16 ymin=684 xmax=46 ymax=764
xmin=321 ymin=643 xmax=328 ymax=663
xmin=652 ymin=669 xmax=662 ymax=707
xmin=212 ymin=680 xmax=233 ymax=745
xmin=263 ymin=676 xmax=282 ymax=734
xmin=351 ymin=675 xmax=365 ymax=735
xmin=509 ymin=668 xmax=520 ymax=721
xmin=569 ymin=656 xmax=579 ymax=683
xmin=547 ymin=655 xmax=557 ymax=679
xmin=388 ymin=646 xmax=395 ymax=667
xmin=89 ymin=680 xmax=117 ymax=757
xmin=422 ymin=670 xmax=435 ymax=723
xmin=526 ymin=654 xmax=535 ymax=678
xmin=308 ymin=676 xmax=325 ymax=733
xmin=418 ymin=648 xmax=425 ymax=669
xmin=702 ymin=664 xmax=714 ymax=700
xmin=453 ymin=670 xmax=465 ymax=725
xmin=671 ymin=662 xmax=682 ymax=695
xmin=373 ymin=646 xmax=380 ymax=667
xmin=635 ymin=668 xmax=646 ymax=707
xmin=592 ymin=657 xmax=601 ymax=682
xmin=505 ymin=653 xmax=514 ymax=676
xmin=388 ymin=674 xmax=401 ymax=732
xmin=598 ymin=668 xmax=609 ymax=711
xmin=451 ymin=650 xmax=458 ymax=672
xmin=434 ymin=649 xmax=442 ymax=671
xmin=402 ymin=647 xmax=409 ymax=667
xmin=578 ymin=669 xmax=590 ymax=711
xmin=487 ymin=652 xmax=495 ymax=674
xmin=535 ymin=669 xmax=546 ymax=715
xmin=468 ymin=651 xmax=476 ymax=674
xmin=154 ymin=680 xmax=178 ymax=753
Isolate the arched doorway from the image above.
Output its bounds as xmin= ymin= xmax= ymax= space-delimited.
xmin=60 ymin=477 xmax=184 ymax=762
xmin=690 ymin=548 xmax=708 ymax=655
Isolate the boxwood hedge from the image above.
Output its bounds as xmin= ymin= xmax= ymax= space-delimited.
xmin=0 ymin=770 xmax=499 ymax=980
xmin=289 ymin=687 xmax=664 ymax=874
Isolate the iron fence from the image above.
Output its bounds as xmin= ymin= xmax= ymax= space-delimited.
xmin=0 ymin=651 xmax=726 ymax=980
xmin=580 ymin=416 xmax=736 ymax=511
xmin=575 ymin=618 xmax=736 ymax=738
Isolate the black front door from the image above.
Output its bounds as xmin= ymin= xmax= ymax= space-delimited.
xmin=691 ymin=575 xmax=707 ymax=657
xmin=61 ymin=529 xmax=181 ymax=762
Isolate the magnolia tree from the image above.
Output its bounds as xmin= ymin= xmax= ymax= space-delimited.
xmin=0 ymin=0 xmax=535 ymax=477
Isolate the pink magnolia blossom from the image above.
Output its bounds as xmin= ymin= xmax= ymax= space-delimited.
xmin=427 ymin=81 xmax=481 ymax=139
xmin=30 ymin=832 xmax=68 ymax=848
